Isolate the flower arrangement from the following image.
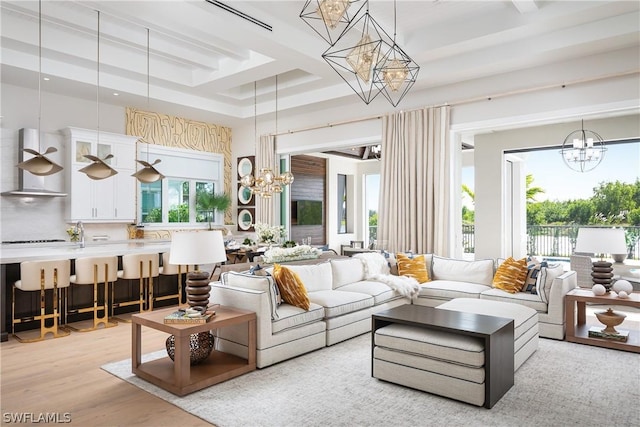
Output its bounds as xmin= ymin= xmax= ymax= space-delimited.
xmin=254 ymin=222 xmax=286 ymax=244
xmin=66 ymin=227 xmax=79 ymax=242
xmin=263 ymin=245 xmax=321 ymax=264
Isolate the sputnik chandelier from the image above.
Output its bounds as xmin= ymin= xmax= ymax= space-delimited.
xmin=301 ymin=0 xmax=419 ymax=106
xmin=560 ymin=120 xmax=606 ymax=173
xmin=239 ymin=77 xmax=294 ymax=198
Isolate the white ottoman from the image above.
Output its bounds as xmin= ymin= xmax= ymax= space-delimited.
xmin=437 ymin=298 xmax=539 ymax=371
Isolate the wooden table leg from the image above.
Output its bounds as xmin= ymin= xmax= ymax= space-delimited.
xmin=565 ymin=297 xmax=575 ymax=339
xmin=174 ymin=333 xmax=190 ymax=391
xmin=576 ymin=301 xmax=586 ymax=325
xmin=132 ymin=322 xmax=141 ymax=370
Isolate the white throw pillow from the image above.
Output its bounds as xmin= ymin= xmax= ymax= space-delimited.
xmin=330 ymin=258 xmax=365 ymax=288
xmin=539 ymin=262 xmax=564 ymax=304
xmin=431 ymin=256 xmax=494 ymax=286
xmin=282 ymin=262 xmax=333 ymax=293
xmin=221 ymin=271 xmax=280 ymax=320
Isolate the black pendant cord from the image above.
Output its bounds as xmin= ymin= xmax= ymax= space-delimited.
xmin=393 ymin=0 xmax=397 ymax=42
xmin=254 ymin=81 xmax=257 ymax=148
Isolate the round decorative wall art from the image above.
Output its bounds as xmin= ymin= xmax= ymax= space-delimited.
xmin=238 ymin=184 xmax=253 ymax=205
xmin=238 ymin=208 xmax=254 ymax=231
xmin=237 ymin=156 xmax=254 ymax=179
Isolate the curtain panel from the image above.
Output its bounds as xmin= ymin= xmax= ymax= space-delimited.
xmin=378 ymin=106 xmax=451 ymax=255
xmin=255 ymin=135 xmax=276 ymax=225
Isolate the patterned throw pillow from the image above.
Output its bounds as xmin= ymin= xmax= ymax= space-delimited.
xmin=272 ymin=264 xmax=310 ymax=310
xmin=492 ymin=257 xmax=528 ymax=293
xmin=221 ymin=271 xmax=281 ymax=320
xmin=522 ymin=260 xmax=547 ymax=294
xmin=396 ymin=253 xmax=430 ymax=283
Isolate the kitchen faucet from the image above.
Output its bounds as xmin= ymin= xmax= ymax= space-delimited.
xmin=76 ymin=221 xmax=85 ymax=248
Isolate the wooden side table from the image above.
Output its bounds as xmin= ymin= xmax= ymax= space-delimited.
xmin=565 ymin=288 xmax=639 ymax=353
xmin=132 ymin=305 xmax=256 ymax=396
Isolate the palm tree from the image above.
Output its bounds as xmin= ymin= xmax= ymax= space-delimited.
xmin=526 ymin=174 xmax=545 ymax=203
xmin=197 ymin=191 xmax=231 ymax=229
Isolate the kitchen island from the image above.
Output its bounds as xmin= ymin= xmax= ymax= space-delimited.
xmin=1 ymin=239 xmax=172 ymax=342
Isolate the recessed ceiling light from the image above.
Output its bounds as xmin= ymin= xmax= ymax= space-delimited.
xmin=43 ymin=77 xmax=50 ymax=81
xmin=113 ymin=92 xmax=119 ymax=96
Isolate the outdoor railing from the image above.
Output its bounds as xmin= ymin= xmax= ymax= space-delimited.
xmin=462 ymin=224 xmax=640 ymax=260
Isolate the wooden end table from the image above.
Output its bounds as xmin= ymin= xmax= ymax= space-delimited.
xmin=565 ymin=288 xmax=639 ymax=353
xmin=132 ymin=305 xmax=256 ymax=396
xmin=372 ymin=304 xmax=514 ymax=409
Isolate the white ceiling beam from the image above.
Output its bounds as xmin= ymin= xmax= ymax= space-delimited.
xmin=512 ymin=1 xmax=539 ymax=15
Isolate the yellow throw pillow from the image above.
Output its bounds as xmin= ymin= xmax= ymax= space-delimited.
xmin=493 ymin=257 xmax=528 ymax=293
xmin=272 ymin=264 xmax=310 ymax=310
xmin=396 ymin=253 xmax=430 ymax=283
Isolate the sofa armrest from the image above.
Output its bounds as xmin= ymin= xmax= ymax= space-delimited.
xmin=210 ymin=283 xmax=273 ymax=347
xmin=546 ymin=270 xmax=578 ymax=321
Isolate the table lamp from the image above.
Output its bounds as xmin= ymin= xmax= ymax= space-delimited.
xmin=574 ymin=227 xmax=627 ymax=292
xmin=169 ymin=230 xmax=226 ymax=310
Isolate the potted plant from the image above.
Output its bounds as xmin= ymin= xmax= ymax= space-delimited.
xmin=197 ymin=191 xmax=231 ymax=230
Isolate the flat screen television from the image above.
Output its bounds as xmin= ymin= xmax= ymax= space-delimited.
xmin=296 ymin=200 xmax=323 ymax=225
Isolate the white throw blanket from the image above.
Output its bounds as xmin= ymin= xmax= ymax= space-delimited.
xmin=353 ymin=253 xmax=420 ymax=298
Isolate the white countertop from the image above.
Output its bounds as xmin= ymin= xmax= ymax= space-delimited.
xmin=0 ymin=239 xmax=172 ymax=264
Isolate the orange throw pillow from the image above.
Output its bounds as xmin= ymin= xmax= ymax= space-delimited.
xmin=272 ymin=264 xmax=310 ymax=310
xmin=493 ymin=257 xmax=528 ymax=293
xmin=396 ymin=253 xmax=430 ymax=283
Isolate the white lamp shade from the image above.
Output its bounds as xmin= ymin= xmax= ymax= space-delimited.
xmin=169 ymin=230 xmax=227 ymax=266
xmin=574 ymin=228 xmax=627 ymax=255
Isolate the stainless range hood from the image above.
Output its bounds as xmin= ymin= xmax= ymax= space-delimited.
xmin=1 ymin=128 xmax=67 ymax=197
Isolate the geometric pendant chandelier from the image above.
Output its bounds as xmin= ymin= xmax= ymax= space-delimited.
xmin=322 ymin=6 xmax=391 ymax=105
xmin=299 ymin=0 xmax=366 ymax=45
xmin=560 ymin=119 xmax=606 ymax=173
xmin=372 ymin=0 xmax=419 ymax=107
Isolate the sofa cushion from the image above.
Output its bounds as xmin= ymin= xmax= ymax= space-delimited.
xmin=417 ymin=280 xmax=491 ymax=301
xmin=538 ymin=263 xmax=565 ymax=304
xmin=522 ymin=260 xmax=546 ymax=293
xmin=480 ymin=289 xmax=548 ymax=313
xmin=272 ymin=264 xmax=310 ymax=310
xmin=336 ymin=280 xmax=400 ymax=305
xmin=375 ymin=323 xmax=485 ymax=368
xmin=396 ymin=253 xmax=430 ymax=283
xmin=221 ymin=271 xmax=281 ymax=320
xmin=272 ymin=302 xmax=325 ymax=334
xmin=492 ymin=257 xmax=528 ymax=293
xmin=330 ymin=258 xmax=365 ymax=289
xmin=308 ymin=289 xmax=374 ymax=318
xmin=431 ymin=256 xmax=494 ymax=285
xmin=281 ymin=262 xmax=332 ymax=292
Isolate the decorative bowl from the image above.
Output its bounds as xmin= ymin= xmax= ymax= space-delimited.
xmin=594 ymin=308 xmax=626 ymax=334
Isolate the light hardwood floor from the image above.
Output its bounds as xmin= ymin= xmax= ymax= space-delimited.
xmin=1 ymin=321 xmax=213 ymax=426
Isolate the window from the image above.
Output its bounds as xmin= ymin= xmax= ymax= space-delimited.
xmin=337 ymin=174 xmax=347 ymax=233
xmin=365 ymin=174 xmax=379 ymax=247
xmin=138 ymin=145 xmax=223 ymax=226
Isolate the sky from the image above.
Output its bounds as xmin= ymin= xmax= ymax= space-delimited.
xmin=462 ymin=141 xmax=640 ymax=207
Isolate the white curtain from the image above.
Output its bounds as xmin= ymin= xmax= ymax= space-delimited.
xmin=255 ymin=134 xmax=276 ymax=225
xmin=378 ymin=106 xmax=451 ymax=255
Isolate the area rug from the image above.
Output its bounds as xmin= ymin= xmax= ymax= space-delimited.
xmin=102 ymin=334 xmax=640 ymax=427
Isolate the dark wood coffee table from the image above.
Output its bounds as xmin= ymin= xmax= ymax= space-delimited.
xmin=565 ymin=288 xmax=639 ymax=353
xmin=132 ymin=305 xmax=256 ymax=396
xmin=372 ymin=304 xmax=514 ymax=409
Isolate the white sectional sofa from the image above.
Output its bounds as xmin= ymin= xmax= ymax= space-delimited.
xmin=211 ymin=254 xmax=577 ymax=368
xmin=211 ymin=257 xmax=410 ymax=368
xmin=411 ymin=255 xmax=577 ymax=340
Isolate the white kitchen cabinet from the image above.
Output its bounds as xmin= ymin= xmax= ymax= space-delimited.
xmin=63 ymin=127 xmax=138 ymax=223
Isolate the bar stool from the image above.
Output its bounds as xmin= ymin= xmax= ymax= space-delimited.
xmin=157 ymin=252 xmax=192 ymax=306
xmin=67 ymin=256 xmax=118 ymax=331
xmin=12 ymin=259 xmax=71 ymax=343
xmin=113 ymin=253 xmax=159 ymax=322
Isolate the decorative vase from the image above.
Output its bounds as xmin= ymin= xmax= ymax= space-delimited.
xmin=594 ymin=308 xmax=626 ymax=334
xmin=612 ymin=253 xmax=627 ymax=263
xmin=165 ymin=332 xmax=215 ymax=365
